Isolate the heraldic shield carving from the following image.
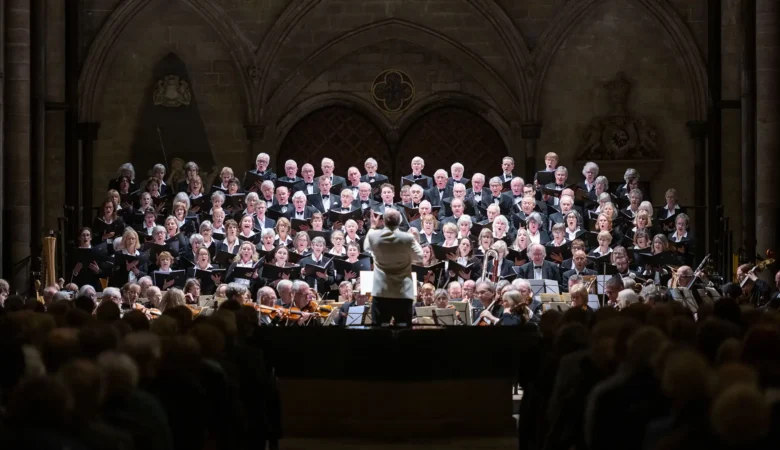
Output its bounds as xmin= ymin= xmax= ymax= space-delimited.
xmin=577 ymin=72 xmax=660 ymax=160
xmin=153 ymin=75 xmax=192 ymax=107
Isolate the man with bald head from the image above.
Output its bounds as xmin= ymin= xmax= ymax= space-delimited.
xmin=365 ymin=208 xmax=424 ymax=326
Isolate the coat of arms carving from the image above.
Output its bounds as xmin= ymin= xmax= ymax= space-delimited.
xmin=577 ymin=72 xmax=659 ymax=160
xmin=153 ymin=75 xmax=192 ymax=107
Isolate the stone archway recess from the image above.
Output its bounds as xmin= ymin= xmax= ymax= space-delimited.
xmin=78 ymin=0 xmax=257 ymax=123
xmin=530 ymin=0 xmax=708 ymax=121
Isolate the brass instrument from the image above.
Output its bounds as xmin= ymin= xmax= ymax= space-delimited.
xmin=480 ymin=249 xmax=500 ymax=282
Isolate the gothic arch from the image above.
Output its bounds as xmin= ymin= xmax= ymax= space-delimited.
xmin=255 ymin=0 xmax=532 ymax=115
xmin=395 ymin=92 xmax=511 ymax=152
xmin=531 ymin=0 xmax=708 ymax=121
xmin=78 ymin=0 xmax=256 ymax=123
xmin=276 ymin=92 xmax=394 ymax=147
xmin=265 ymin=19 xmax=524 ymax=124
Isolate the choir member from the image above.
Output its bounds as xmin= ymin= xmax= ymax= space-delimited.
xmin=274 ymin=218 xmax=293 ymax=247
xmin=589 ymin=231 xmax=613 ymax=257
xmin=579 ymin=161 xmax=599 ymax=193
xmin=219 ymin=219 xmax=240 ymax=254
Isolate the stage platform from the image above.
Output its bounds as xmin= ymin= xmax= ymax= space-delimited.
xmin=250 ymin=326 xmax=540 ymax=438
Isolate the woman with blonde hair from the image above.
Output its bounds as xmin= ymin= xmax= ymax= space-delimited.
xmin=160 ymin=288 xmax=186 ymax=312
xmin=110 ymin=228 xmax=147 ymax=287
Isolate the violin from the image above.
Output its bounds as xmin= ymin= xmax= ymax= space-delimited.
xmin=132 ymin=302 xmax=162 ymax=319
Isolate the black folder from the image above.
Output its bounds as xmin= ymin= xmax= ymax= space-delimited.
xmin=328 ymin=209 xmax=363 ymax=225
xmin=73 ymin=247 xmax=109 ymax=266
xmin=290 ymin=218 xmax=311 ymax=232
xmin=192 ymin=268 xmax=226 ymax=294
xmin=242 ymin=171 xmax=265 ymax=191
xmin=214 ymin=250 xmax=236 ymax=267
xmin=506 ymin=248 xmax=528 ymax=266
xmin=545 ymin=241 xmax=572 ymax=263
xmin=224 ymin=193 xmax=246 ymax=211
xmin=331 ymin=257 xmax=371 ymax=277
xmin=302 ymin=260 xmax=332 ymax=278
xmin=431 ymin=244 xmax=458 ymax=261
xmin=261 ymin=263 xmax=300 ymax=281
xmin=536 ymin=171 xmax=554 ymax=186
xmin=446 ymin=260 xmax=476 ymax=279
xmin=275 ymin=178 xmax=301 ymax=193
xmin=153 ymin=270 xmax=186 ymax=290
xmin=237 ymin=233 xmax=261 ymax=245
xmin=232 ymin=262 xmax=261 ymax=280
xmin=412 ymin=261 xmax=445 ymax=286
xmin=402 ymin=176 xmax=429 ymax=189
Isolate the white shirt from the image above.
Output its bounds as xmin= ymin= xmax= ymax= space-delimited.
xmin=592 ymin=247 xmax=613 ymax=256
xmin=533 ymin=265 xmax=544 ymax=280
xmin=213 ymin=225 xmax=225 ymax=234
xmin=528 ymin=231 xmax=541 ymax=245
xmin=672 ymin=231 xmax=688 ymax=242
xmin=566 ymin=229 xmax=580 ymax=241
xmin=662 ymin=205 xmax=680 ymax=218
xmin=225 ymin=240 xmax=239 ymax=253
xmin=321 ymin=195 xmax=331 ymax=211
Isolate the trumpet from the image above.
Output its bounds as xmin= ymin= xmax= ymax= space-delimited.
xmin=480 ymin=249 xmax=500 ymax=282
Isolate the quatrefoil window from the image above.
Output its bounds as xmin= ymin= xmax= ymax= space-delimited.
xmin=371 ymin=70 xmax=415 ymax=113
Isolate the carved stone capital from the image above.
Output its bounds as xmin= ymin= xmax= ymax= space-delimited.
xmin=686 ymin=121 xmax=708 ymax=140
xmin=245 ymin=124 xmax=266 ymax=141
xmin=520 ymin=122 xmax=542 ymax=140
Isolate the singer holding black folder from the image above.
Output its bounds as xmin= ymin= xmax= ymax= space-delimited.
xmin=225 ymin=242 xmax=261 ymax=291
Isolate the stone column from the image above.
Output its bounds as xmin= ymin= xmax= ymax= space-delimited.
xmin=245 ymin=123 xmax=267 ymax=168
xmin=5 ymin=0 xmax=31 ymax=292
xmin=687 ymin=121 xmax=708 ymax=263
xmin=521 ymin=122 xmax=542 ymax=182
xmin=79 ymin=123 xmax=100 ymax=231
xmin=756 ymin=0 xmax=779 ymax=255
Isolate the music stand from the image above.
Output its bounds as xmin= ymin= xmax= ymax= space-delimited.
xmin=450 ymin=301 xmax=472 ymax=325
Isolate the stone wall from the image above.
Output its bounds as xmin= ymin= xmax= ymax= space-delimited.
xmin=56 ymin=0 xmax=740 ymax=247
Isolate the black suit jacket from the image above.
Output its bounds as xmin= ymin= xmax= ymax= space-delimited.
xmin=253 ymin=216 xmax=276 ymax=233
xmin=466 ymin=187 xmax=491 ymax=206
xmin=284 ymin=206 xmax=319 ymax=221
xmin=268 ymin=203 xmax=292 ymax=215
xmin=484 ymin=194 xmax=513 ymax=216
xmin=402 ymin=173 xmax=433 ymax=190
xmin=249 ymin=169 xmax=277 ymax=182
xmin=518 ymin=260 xmax=561 ymax=283
xmin=424 ymin=185 xmax=453 ymax=206
xmin=561 ymin=268 xmax=598 ymax=291
xmin=447 ymin=177 xmax=470 ymax=187
xmin=309 ymin=193 xmax=340 ymax=214
xmin=297 ymin=180 xmax=318 ymax=196
xmin=360 ymin=173 xmax=390 ymax=185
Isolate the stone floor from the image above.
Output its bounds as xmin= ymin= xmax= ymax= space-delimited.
xmin=282 ymin=437 xmax=518 ymax=449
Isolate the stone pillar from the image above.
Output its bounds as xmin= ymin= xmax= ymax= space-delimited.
xmin=5 ymin=0 xmax=32 ymax=293
xmin=687 ymin=121 xmax=708 ymax=263
xmin=79 ymin=123 xmax=100 ymax=231
xmin=245 ymin=123 xmax=267 ymax=168
xmin=520 ymin=122 xmax=542 ymax=182
xmin=756 ymin=0 xmax=780 ymax=256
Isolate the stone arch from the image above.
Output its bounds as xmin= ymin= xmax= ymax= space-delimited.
xmin=278 ymin=106 xmax=392 ymax=179
xmin=78 ymin=0 xmax=256 ymax=123
xmin=395 ymin=106 xmax=508 ymax=183
xmin=255 ymin=0 xmax=532 ymax=116
xmin=265 ymin=19 xmax=524 ymax=124
xmin=395 ymin=92 xmax=511 ymax=153
xmin=276 ymin=92 xmax=394 ymax=149
xmin=531 ymin=0 xmax=707 ymax=120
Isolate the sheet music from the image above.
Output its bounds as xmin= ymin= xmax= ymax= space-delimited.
xmin=544 ymin=280 xmax=560 ymax=294
xmin=588 ymin=294 xmax=601 ymax=310
xmin=528 ymin=279 xmax=547 ymax=296
xmin=450 ymin=301 xmax=471 ymax=325
xmin=346 ymin=306 xmax=367 ymax=326
xmin=594 ymin=275 xmax=611 ymax=294
xmin=434 ymin=308 xmax=456 ymax=326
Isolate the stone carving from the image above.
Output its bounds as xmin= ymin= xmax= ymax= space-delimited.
xmin=577 ymin=72 xmax=659 ymax=160
xmin=371 ymin=69 xmax=415 ymax=113
xmin=248 ymin=65 xmax=261 ymax=86
xmin=153 ymin=75 xmax=192 ymax=107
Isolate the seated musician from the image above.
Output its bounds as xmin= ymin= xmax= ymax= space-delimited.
xmin=183 ymin=278 xmax=201 ymax=304
xmin=414 ymin=283 xmax=436 ymax=308
xmin=562 ymin=250 xmax=597 ymax=291
xmin=674 ymin=265 xmax=713 ymax=290
xmin=735 ymin=264 xmax=771 ymax=307
xmin=219 ymin=219 xmax=240 ymax=254
xmin=275 ymin=279 xmax=294 ymax=308
xmin=144 ymin=286 xmax=162 ymax=309
xmin=284 ymin=280 xmax=320 ymax=326
xmin=482 ymin=290 xmax=529 ymax=326
xmin=419 ymin=214 xmax=442 ymax=245
xmin=569 ymin=282 xmax=594 ymax=314
xmin=93 ymin=197 xmax=124 ymax=246
xmin=485 ymin=241 xmax=516 ymax=279
xmin=159 ymin=288 xmax=186 ymax=312
xmin=589 ymin=230 xmax=613 ymax=257
xmin=274 ymin=218 xmax=293 ymax=247
xmin=328 ymin=230 xmax=347 ymax=257
xmin=291 ymin=231 xmax=311 ymax=256
xmin=612 ymin=246 xmax=636 ymax=278
xmin=256 ymin=286 xmax=277 ymax=307
xmin=474 ymin=280 xmax=502 ymax=324
xmin=335 ymin=284 xmax=370 ymax=327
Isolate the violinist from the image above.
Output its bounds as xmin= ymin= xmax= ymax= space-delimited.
xmin=275 ymin=279 xmax=294 ymax=308
xmin=284 ymin=280 xmax=320 ymax=326
xmin=481 ymin=290 xmax=528 ymax=326
xmin=474 ymin=281 xmax=502 ymax=325
xmin=736 ymin=264 xmax=770 ymax=306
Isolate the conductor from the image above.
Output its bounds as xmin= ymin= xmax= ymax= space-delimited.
xmin=365 ymin=208 xmax=424 ymax=326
